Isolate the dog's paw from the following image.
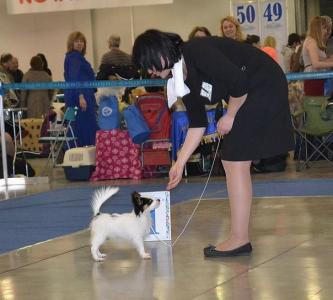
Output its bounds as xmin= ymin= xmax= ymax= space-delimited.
xmin=142 ymin=253 xmax=151 ymax=260
xmin=93 ymin=257 xmax=106 ymax=262
xmin=98 ymin=253 xmax=107 ymax=258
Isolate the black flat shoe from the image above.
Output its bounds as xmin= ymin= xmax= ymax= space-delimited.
xmin=203 ymin=243 xmax=252 ymax=257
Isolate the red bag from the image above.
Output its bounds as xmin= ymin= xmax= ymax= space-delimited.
xmin=136 ymin=93 xmax=171 ymax=140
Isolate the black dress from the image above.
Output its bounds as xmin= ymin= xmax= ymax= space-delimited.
xmin=182 ymin=37 xmax=294 ymax=161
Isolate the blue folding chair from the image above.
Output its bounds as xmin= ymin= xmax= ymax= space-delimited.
xmin=39 ymin=106 xmax=78 ymax=170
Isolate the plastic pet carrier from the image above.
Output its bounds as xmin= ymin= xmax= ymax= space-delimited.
xmin=61 ymin=146 xmax=96 ymax=181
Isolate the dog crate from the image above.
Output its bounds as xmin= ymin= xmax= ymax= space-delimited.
xmin=61 ymin=146 xmax=96 ymax=181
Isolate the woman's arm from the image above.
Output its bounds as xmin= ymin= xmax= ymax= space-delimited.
xmin=176 ymin=127 xmax=206 ymax=166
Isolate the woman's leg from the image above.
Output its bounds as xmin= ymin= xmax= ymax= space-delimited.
xmin=215 ymin=160 xmax=252 ymax=251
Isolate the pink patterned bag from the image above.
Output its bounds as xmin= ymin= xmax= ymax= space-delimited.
xmin=90 ymin=129 xmax=142 ymax=181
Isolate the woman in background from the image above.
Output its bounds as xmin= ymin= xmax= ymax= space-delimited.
xmin=21 ymin=55 xmax=53 ymax=118
xmin=64 ymin=31 xmax=98 ymax=146
xmin=281 ymin=33 xmax=301 ymax=73
xmin=37 ymin=53 xmax=52 ymax=77
xmin=220 ymin=16 xmax=244 ymax=42
xmin=302 ymin=16 xmax=333 ymax=96
xmin=188 ymin=26 xmax=211 ymax=40
xmin=261 ymin=35 xmax=279 ymax=63
xmin=245 ymin=34 xmax=261 ymax=48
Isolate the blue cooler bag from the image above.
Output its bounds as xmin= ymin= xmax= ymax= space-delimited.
xmin=124 ymin=105 xmax=150 ymax=144
xmin=98 ymin=95 xmax=120 ymax=130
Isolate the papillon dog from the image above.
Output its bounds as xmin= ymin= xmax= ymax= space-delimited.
xmin=90 ymin=187 xmax=160 ymax=261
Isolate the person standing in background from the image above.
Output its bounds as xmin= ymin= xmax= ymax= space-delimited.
xmin=302 ymin=16 xmax=333 ymax=96
xmin=37 ymin=53 xmax=52 ymax=77
xmin=261 ymin=35 xmax=279 ymax=63
xmin=8 ymin=57 xmax=24 ymax=83
xmin=0 ymin=53 xmax=15 ymax=83
xmin=188 ymin=26 xmax=211 ymax=40
xmin=245 ymin=34 xmax=261 ymax=48
xmin=220 ymin=16 xmax=245 ymax=42
xmin=21 ymin=56 xmax=53 ymax=118
xmin=100 ymin=34 xmax=132 ymax=67
xmin=281 ymin=33 xmax=301 ymax=73
xmin=0 ymin=53 xmax=19 ymax=108
xmin=64 ymin=31 xmax=98 ymax=146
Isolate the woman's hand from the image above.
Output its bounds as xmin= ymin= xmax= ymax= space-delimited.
xmin=167 ymin=161 xmax=185 ymax=190
xmin=79 ymin=95 xmax=87 ymax=111
xmin=217 ymin=113 xmax=234 ymax=135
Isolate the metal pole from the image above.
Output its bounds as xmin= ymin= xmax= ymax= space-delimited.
xmin=0 ymin=82 xmax=9 ymax=185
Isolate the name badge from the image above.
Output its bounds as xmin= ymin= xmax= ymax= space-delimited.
xmin=200 ymin=82 xmax=212 ymax=101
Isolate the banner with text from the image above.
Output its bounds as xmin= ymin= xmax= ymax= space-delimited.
xmin=6 ymin=0 xmax=173 ymax=15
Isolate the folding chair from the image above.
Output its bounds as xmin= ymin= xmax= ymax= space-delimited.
xmin=292 ymin=96 xmax=333 ymax=171
xmin=39 ymin=106 xmax=78 ymax=170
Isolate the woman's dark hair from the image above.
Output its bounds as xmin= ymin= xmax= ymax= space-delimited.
xmin=30 ymin=56 xmax=43 ymax=71
xmin=245 ymin=34 xmax=260 ymax=45
xmin=36 ymin=53 xmax=48 ymax=69
xmin=0 ymin=53 xmax=13 ymax=64
xmin=287 ymin=33 xmax=301 ymax=47
xmin=132 ymin=29 xmax=183 ymax=72
xmin=188 ymin=26 xmax=211 ymax=40
xmin=37 ymin=53 xmax=52 ymax=76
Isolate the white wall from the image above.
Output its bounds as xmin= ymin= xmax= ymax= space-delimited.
xmin=91 ymin=0 xmax=230 ymax=68
xmin=0 ymin=0 xmax=94 ymax=81
xmin=0 ymin=0 xmax=297 ymax=81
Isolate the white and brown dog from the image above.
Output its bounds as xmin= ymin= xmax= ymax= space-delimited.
xmin=90 ymin=187 xmax=160 ymax=261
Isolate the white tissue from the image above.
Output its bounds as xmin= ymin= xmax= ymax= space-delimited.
xmin=167 ymin=58 xmax=190 ymax=108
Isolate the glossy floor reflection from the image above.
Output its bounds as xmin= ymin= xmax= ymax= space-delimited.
xmin=0 ymin=157 xmax=333 ymax=300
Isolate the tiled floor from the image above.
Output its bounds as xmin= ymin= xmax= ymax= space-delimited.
xmin=0 ymin=156 xmax=333 ymax=300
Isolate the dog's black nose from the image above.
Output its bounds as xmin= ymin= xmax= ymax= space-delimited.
xmin=157 ymin=199 xmax=161 ymax=202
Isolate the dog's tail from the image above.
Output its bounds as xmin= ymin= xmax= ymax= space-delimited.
xmin=91 ymin=187 xmax=119 ymax=217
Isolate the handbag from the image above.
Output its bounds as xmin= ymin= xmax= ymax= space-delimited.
xmin=123 ymin=104 xmax=151 ymax=144
xmin=98 ymin=95 xmax=120 ymax=130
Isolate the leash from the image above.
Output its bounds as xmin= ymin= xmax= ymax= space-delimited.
xmin=151 ymin=136 xmax=223 ymax=248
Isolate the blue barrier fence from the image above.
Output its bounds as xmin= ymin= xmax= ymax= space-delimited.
xmin=1 ymin=71 xmax=333 ymax=91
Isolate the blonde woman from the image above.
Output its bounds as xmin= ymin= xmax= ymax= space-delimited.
xmin=64 ymin=31 xmax=98 ymax=146
xmin=302 ymin=16 xmax=333 ymax=95
xmin=220 ymin=16 xmax=244 ymax=42
xmin=261 ymin=35 xmax=278 ymax=63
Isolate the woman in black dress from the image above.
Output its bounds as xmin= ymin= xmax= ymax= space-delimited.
xmin=133 ymin=30 xmax=294 ymax=257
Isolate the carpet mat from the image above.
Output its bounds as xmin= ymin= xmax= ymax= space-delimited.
xmin=1 ymin=178 xmax=333 ymax=254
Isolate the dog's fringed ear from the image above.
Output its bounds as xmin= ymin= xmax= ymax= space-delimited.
xmin=132 ymin=192 xmax=143 ymax=216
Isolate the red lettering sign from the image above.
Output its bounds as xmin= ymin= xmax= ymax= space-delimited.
xmin=19 ymin=0 xmax=47 ymax=4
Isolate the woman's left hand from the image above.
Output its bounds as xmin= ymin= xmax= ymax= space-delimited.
xmin=167 ymin=161 xmax=185 ymax=190
xmin=79 ymin=95 xmax=87 ymax=111
xmin=217 ymin=114 xmax=234 ymax=135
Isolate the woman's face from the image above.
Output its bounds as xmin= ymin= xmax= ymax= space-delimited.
xmin=147 ymin=56 xmax=171 ymax=79
xmin=222 ymin=20 xmax=237 ymax=39
xmin=73 ymin=39 xmax=85 ymax=52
